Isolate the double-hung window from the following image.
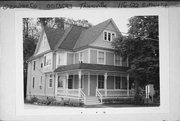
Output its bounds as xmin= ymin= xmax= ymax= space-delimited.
xmin=49 ymin=74 xmax=53 ymax=88
xmin=38 ymin=76 xmax=43 ymax=89
xmin=44 ymin=56 xmax=46 ymax=66
xmin=104 ymin=31 xmax=116 ymax=42
xmin=57 ymin=76 xmax=63 ymax=88
xmin=98 ymin=51 xmax=105 ymax=64
xmin=115 ymin=54 xmax=122 ymax=66
xmin=98 ymin=75 xmax=104 ymax=89
xmin=115 ymin=76 xmax=121 ymax=89
xmin=33 ymin=61 xmax=36 ymax=70
xmin=32 ymin=77 xmax=35 ymax=88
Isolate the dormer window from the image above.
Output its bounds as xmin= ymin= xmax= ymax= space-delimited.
xmin=103 ymin=31 xmax=116 ymax=42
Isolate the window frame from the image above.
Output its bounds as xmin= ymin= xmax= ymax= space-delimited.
xmin=57 ymin=76 xmax=64 ymax=88
xmin=44 ymin=56 xmax=46 ymax=66
xmin=115 ymin=76 xmax=121 ymax=89
xmin=79 ymin=51 xmax=84 ymax=63
xmin=49 ymin=74 xmax=53 ymax=88
xmin=98 ymin=51 xmax=105 ymax=64
xmin=115 ymin=54 xmax=122 ymax=66
xmin=33 ymin=61 xmax=36 ymax=70
xmin=68 ymin=75 xmax=73 ymax=89
xmin=32 ymin=77 xmax=35 ymax=88
xmin=98 ymin=75 xmax=104 ymax=89
xmin=103 ymin=30 xmax=116 ymax=42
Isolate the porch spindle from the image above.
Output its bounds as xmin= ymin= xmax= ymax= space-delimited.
xmin=104 ymin=72 xmax=107 ymax=96
xmin=127 ymin=74 xmax=129 ymax=96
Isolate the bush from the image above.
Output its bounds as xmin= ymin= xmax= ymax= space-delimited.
xmin=103 ymin=98 xmax=134 ymax=104
xmin=134 ymin=87 xmax=145 ymax=105
xmin=25 ymin=96 xmax=84 ymax=107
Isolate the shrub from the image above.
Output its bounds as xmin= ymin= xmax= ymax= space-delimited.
xmin=134 ymin=87 xmax=145 ymax=105
xmin=103 ymin=98 xmax=133 ymax=104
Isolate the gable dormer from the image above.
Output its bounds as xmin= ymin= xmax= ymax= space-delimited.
xmin=35 ymin=31 xmax=51 ymax=55
xmin=90 ymin=19 xmax=121 ymax=49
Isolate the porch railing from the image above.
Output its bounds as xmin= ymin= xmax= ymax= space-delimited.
xmin=57 ymin=88 xmax=80 ymax=97
xmin=96 ymin=89 xmax=103 ymax=104
xmin=96 ymin=89 xmax=135 ymax=97
xmin=80 ymin=89 xmax=86 ymax=104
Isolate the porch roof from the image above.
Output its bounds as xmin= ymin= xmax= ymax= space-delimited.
xmin=54 ymin=63 xmax=129 ymax=72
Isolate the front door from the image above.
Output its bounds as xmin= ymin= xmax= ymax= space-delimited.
xmin=90 ymin=75 xmax=97 ymax=96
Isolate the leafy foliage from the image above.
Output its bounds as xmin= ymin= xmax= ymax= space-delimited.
xmin=112 ymin=16 xmax=159 ymax=90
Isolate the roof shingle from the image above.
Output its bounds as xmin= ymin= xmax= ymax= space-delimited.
xmin=54 ymin=63 xmax=129 ymax=72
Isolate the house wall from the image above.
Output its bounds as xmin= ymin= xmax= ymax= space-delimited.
xmin=107 ymin=76 xmax=114 ymax=89
xmin=106 ymin=52 xmax=114 ymax=65
xmin=67 ymin=53 xmax=74 ymax=65
xmin=90 ymin=49 xmax=97 ymax=64
xmin=83 ymin=49 xmax=89 ymax=63
xmin=29 ymin=57 xmax=45 ymax=96
xmin=44 ymin=73 xmax=54 ymax=96
xmin=75 ymin=53 xmax=79 ymax=64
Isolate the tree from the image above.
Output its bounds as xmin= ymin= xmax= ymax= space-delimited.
xmin=112 ymin=16 xmax=159 ymax=93
xmin=37 ymin=17 xmax=92 ymax=29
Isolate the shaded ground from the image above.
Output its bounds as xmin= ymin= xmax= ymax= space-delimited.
xmin=24 ymin=103 xmax=159 ymax=109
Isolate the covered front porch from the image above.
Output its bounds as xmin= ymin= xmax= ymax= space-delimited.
xmin=54 ymin=63 xmax=135 ymax=104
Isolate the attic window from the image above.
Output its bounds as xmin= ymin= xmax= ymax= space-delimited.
xmin=104 ymin=31 xmax=116 ymax=42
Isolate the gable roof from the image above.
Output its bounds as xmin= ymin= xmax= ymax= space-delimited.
xmin=73 ymin=18 xmax=121 ymax=50
xmin=56 ymin=25 xmax=87 ymax=50
xmin=44 ymin=26 xmax=65 ymax=50
xmin=32 ymin=18 xmax=120 ymax=59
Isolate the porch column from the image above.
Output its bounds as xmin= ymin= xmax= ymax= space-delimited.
xmin=55 ymin=74 xmax=58 ymax=97
xmin=65 ymin=73 xmax=69 ymax=96
xmin=78 ymin=70 xmax=82 ymax=97
xmin=88 ymin=72 xmax=90 ymax=96
xmin=127 ymin=74 xmax=129 ymax=96
xmin=66 ymin=73 xmax=69 ymax=89
xmin=104 ymin=72 xmax=107 ymax=96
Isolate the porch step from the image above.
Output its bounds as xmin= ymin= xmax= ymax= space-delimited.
xmin=85 ymin=96 xmax=102 ymax=105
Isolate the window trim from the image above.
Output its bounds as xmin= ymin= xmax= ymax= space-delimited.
xmin=115 ymin=76 xmax=121 ymax=89
xmin=33 ymin=61 xmax=36 ymax=70
xmin=48 ymin=74 xmax=53 ymax=88
xmin=44 ymin=56 xmax=46 ymax=66
xmin=97 ymin=75 xmax=104 ymax=89
xmin=79 ymin=51 xmax=84 ymax=63
xmin=114 ymin=54 xmax=122 ymax=66
xmin=32 ymin=77 xmax=35 ymax=88
xmin=57 ymin=76 xmax=64 ymax=88
xmin=97 ymin=51 xmax=105 ymax=64
xmin=103 ymin=30 xmax=116 ymax=42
